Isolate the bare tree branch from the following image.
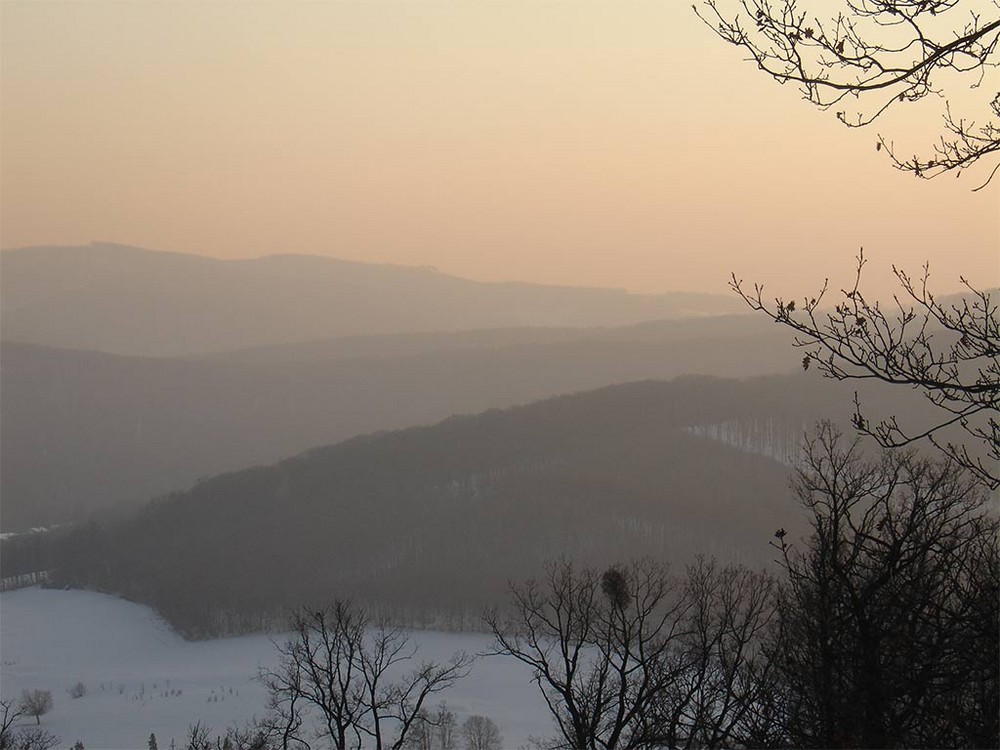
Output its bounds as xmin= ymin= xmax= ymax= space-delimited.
xmin=731 ymin=251 xmax=999 ymax=488
xmin=486 ymin=558 xmax=776 ymax=749
xmin=259 ymin=602 xmax=472 ymax=750
xmin=696 ymin=0 xmax=1000 ymax=184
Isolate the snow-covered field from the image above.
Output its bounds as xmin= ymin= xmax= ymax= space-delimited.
xmin=0 ymin=588 xmax=551 ymax=749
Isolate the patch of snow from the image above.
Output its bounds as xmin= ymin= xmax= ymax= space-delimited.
xmin=1 ymin=588 xmax=551 ymax=749
xmin=0 ymin=526 xmax=58 ymax=542
xmin=686 ymin=418 xmax=805 ymax=465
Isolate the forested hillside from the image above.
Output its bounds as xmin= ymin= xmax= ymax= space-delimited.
xmin=2 ymin=316 xmax=796 ymax=530
xmin=23 ymin=374 xmax=921 ymax=637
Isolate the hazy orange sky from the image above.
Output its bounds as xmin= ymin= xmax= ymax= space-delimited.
xmin=2 ymin=0 xmax=997 ymax=298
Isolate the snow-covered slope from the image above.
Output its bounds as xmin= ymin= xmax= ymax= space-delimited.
xmin=0 ymin=588 xmax=550 ymax=748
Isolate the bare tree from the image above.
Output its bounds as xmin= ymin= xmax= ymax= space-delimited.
xmin=401 ymin=709 xmax=434 ymax=750
xmin=769 ymin=423 xmax=998 ymax=748
xmin=661 ymin=559 xmax=779 ymax=750
xmin=487 ymin=559 xmax=681 ymax=749
xmin=259 ymin=601 xmax=472 ymax=750
xmin=17 ymin=692 xmax=50 ymax=727
xmin=434 ymin=704 xmax=457 ymax=750
xmin=3 ymin=729 xmax=59 ymax=750
xmin=487 ymin=558 xmax=775 ymax=749
xmin=697 ymin=0 xmax=999 ymax=487
xmin=460 ymin=716 xmax=502 ymax=750
xmin=401 ymin=704 xmax=456 ymax=750
xmin=0 ymin=699 xmax=26 ymax=749
xmin=181 ymin=720 xmax=281 ymax=750
xmin=732 ymin=252 xmax=999 ymax=489
xmin=0 ymin=700 xmax=58 ymax=750
xmin=696 ymin=0 xmax=1000 ymax=187
xmin=185 ymin=723 xmax=214 ymax=750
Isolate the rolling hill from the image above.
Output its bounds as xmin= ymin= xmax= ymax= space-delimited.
xmin=1 ymin=243 xmax=744 ymax=357
xmin=1 ymin=316 xmax=799 ymax=531
xmin=29 ymin=374 xmax=881 ymax=637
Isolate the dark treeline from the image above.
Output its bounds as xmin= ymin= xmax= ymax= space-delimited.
xmin=10 ymin=374 xmax=884 ymax=637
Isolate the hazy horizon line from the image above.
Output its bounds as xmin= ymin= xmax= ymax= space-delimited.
xmin=2 ymin=239 xmax=745 ymax=298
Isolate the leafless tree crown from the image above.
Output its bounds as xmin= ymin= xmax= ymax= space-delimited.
xmin=768 ymin=424 xmax=998 ymax=748
xmin=258 ymin=601 xmax=472 ymax=750
xmin=732 ymin=251 xmax=999 ymax=488
xmin=697 ymin=0 xmax=1000 ymax=186
xmin=486 ymin=558 xmax=776 ymax=749
xmin=460 ymin=716 xmax=502 ymax=750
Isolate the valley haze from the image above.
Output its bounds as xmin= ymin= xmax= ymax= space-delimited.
xmin=1 ymin=237 xmax=977 ymax=750
xmin=1 ymin=243 xmax=793 ymax=533
xmin=2 ymin=0 xmax=995 ymax=742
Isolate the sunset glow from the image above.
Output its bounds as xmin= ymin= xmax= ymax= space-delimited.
xmin=3 ymin=0 xmax=996 ymax=297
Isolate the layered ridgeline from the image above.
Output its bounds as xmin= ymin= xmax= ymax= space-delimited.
xmin=1 ymin=243 xmax=744 ymax=356
xmin=22 ymin=374 xmax=895 ymax=638
xmin=2 ymin=316 xmax=798 ymax=531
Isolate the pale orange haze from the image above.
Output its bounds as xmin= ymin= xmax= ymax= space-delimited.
xmin=2 ymin=0 xmax=997 ymax=298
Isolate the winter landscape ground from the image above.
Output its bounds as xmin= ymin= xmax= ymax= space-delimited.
xmin=0 ymin=588 xmax=550 ymax=749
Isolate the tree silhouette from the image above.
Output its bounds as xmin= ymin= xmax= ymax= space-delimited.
xmin=697 ymin=0 xmax=999 ymax=487
xmin=768 ymin=424 xmax=998 ymax=748
xmin=259 ymin=601 xmax=472 ymax=750
xmin=460 ymin=716 xmax=502 ymax=750
xmin=731 ymin=251 xmax=999 ymax=488
xmin=487 ymin=558 xmax=776 ymax=749
xmin=697 ymin=0 xmax=1000 ymax=187
xmin=18 ymin=691 xmax=51 ymax=727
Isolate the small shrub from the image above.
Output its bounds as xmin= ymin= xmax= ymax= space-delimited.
xmin=67 ymin=681 xmax=87 ymax=699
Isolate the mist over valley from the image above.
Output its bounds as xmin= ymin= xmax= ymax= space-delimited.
xmin=2 ymin=0 xmax=996 ymax=742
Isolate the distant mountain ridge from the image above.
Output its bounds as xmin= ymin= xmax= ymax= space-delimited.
xmin=1 ymin=243 xmax=745 ymax=356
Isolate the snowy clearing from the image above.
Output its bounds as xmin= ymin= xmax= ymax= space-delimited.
xmin=0 ymin=588 xmax=551 ymax=749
